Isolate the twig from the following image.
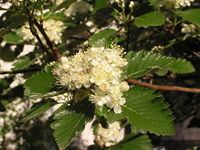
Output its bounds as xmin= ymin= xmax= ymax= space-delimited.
xmin=0 ymin=68 xmax=41 ymax=74
xmin=33 ymin=19 xmax=60 ymax=60
xmin=28 ymin=19 xmax=52 ymax=58
xmin=125 ymin=21 xmax=131 ymax=51
xmin=127 ymin=79 xmax=200 ymax=93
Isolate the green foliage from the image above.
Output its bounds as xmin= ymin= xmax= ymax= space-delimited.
xmin=51 ymin=0 xmax=77 ymax=12
xmin=3 ymin=32 xmax=22 ymax=44
xmin=63 ymin=24 xmax=90 ymax=39
xmin=134 ymin=11 xmax=165 ymax=28
xmin=51 ymin=100 xmax=94 ymax=150
xmin=177 ymin=9 xmax=200 ymax=25
xmin=148 ymin=0 xmax=160 ymax=6
xmin=12 ymin=56 xmax=32 ymax=70
xmin=168 ymin=58 xmax=195 ymax=73
xmin=105 ymin=87 xmax=175 ymax=135
xmin=24 ymin=70 xmax=55 ymax=96
xmin=22 ymin=100 xmax=56 ymax=121
xmin=1 ymin=0 xmax=199 ymax=149
xmin=4 ymin=14 xmax=27 ymax=29
xmin=107 ymin=133 xmax=153 ymax=150
xmin=94 ymin=0 xmax=108 ymax=12
xmin=124 ymin=51 xmax=195 ymax=79
xmin=88 ymin=29 xmax=117 ymax=47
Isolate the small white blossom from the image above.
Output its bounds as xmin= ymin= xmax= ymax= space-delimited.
xmin=52 ymin=92 xmax=73 ymax=103
xmin=5 ymin=131 xmax=16 ymax=141
xmin=181 ymin=23 xmax=197 ymax=33
xmin=159 ymin=0 xmax=195 ymax=8
xmin=175 ymin=0 xmax=195 ymax=8
xmin=151 ymin=45 xmax=165 ymax=53
xmin=129 ymin=1 xmax=135 ymax=8
xmin=95 ymin=121 xmax=123 ymax=147
xmin=6 ymin=143 xmax=17 ymax=150
xmin=18 ymin=19 xmax=65 ymax=44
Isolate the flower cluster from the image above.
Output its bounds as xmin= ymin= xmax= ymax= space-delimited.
xmin=95 ymin=121 xmax=123 ymax=147
xmin=151 ymin=45 xmax=164 ymax=53
xmin=51 ymin=92 xmax=73 ymax=103
xmin=174 ymin=0 xmax=195 ymax=8
xmin=53 ymin=45 xmax=129 ymax=113
xmin=0 ymin=98 xmax=37 ymax=150
xmin=181 ymin=23 xmax=200 ymax=39
xmin=159 ymin=0 xmax=195 ymax=8
xmin=181 ymin=23 xmax=197 ymax=34
xmin=19 ymin=19 xmax=65 ymax=44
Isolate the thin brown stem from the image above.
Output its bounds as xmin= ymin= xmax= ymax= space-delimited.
xmin=127 ymin=79 xmax=200 ymax=93
xmin=33 ymin=19 xmax=60 ymax=60
xmin=28 ymin=20 xmax=52 ymax=57
xmin=0 ymin=68 xmax=41 ymax=74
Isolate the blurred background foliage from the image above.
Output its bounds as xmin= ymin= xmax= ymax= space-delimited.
xmin=0 ymin=0 xmax=200 ymax=150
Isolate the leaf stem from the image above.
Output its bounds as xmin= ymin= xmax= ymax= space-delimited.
xmin=0 ymin=68 xmax=41 ymax=74
xmin=127 ymin=79 xmax=200 ymax=93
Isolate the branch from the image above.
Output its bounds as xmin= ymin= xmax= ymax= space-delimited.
xmin=28 ymin=20 xmax=52 ymax=58
xmin=0 ymin=68 xmax=41 ymax=74
xmin=127 ymin=79 xmax=200 ymax=93
xmin=33 ymin=19 xmax=60 ymax=60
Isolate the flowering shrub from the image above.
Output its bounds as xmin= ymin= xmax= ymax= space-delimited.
xmin=0 ymin=0 xmax=199 ymax=150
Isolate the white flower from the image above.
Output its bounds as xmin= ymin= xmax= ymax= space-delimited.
xmin=181 ymin=23 xmax=197 ymax=33
xmin=18 ymin=19 xmax=65 ymax=44
xmin=5 ymin=131 xmax=16 ymax=140
xmin=52 ymin=92 xmax=73 ymax=103
xmin=129 ymin=1 xmax=135 ymax=8
xmin=159 ymin=0 xmax=195 ymax=8
xmin=95 ymin=121 xmax=124 ymax=147
xmin=53 ymin=45 xmax=129 ymax=113
xmin=6 ymin=143 xmax=17 ymax=150
xmin=151 ymin=45 xmax=164 ymax=52
xmin=175 ymin=0 xmax=195 ymax=8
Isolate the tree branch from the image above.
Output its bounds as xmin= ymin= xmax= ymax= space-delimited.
xmin=28 ymin=19 xmax=52 ymax=58
xmin=33 ymin=19 xmax=60 ymax=60
xmin=127 ymin=79 xmax=200 ymax=93
xmin=0 ymin=68 xmax=41 ymax=74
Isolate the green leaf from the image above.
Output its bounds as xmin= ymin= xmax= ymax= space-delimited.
xmin=94 ymin=0 xmax=108 ymax=12
xmin=3 ymin=32 xmax=22 ymax=44
xmin=148 ymin=0 xmax=160 ymax=6
xmin=24 ymin=69 xmax=54 ymax=96
xmin=4 ymin=14 xmax=27 ymax=29
xmin=124 ymin=51 xmax=195 ymax=79
xmin=88 ymin=29 xmax=117 ymax=47
xmin=177 ymin=9 xmax=200 ymax=25
xmin=12 ymin=56 xmax=32 ymax=70
xmin=44 ymin=12 xmax=67 ymax=21
xmin=22 ymin=100 xmax=56 ymax=121
xmin=63 ymin=24 xmax=90 ymax=39
xmin=51 ymin=100 xmax=94 ymax=150
xmin=107 ymin=133 xmax=153 ymax=150
xmin=134 ymin=11 xmax=165 ymax=28
xmin=52 ymin=0 xmax=76 ymax=12
xmin=105 ymin=87 xmax=175 ymax=135
xmin=168 ymin=58 xmax=195 ymax=73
